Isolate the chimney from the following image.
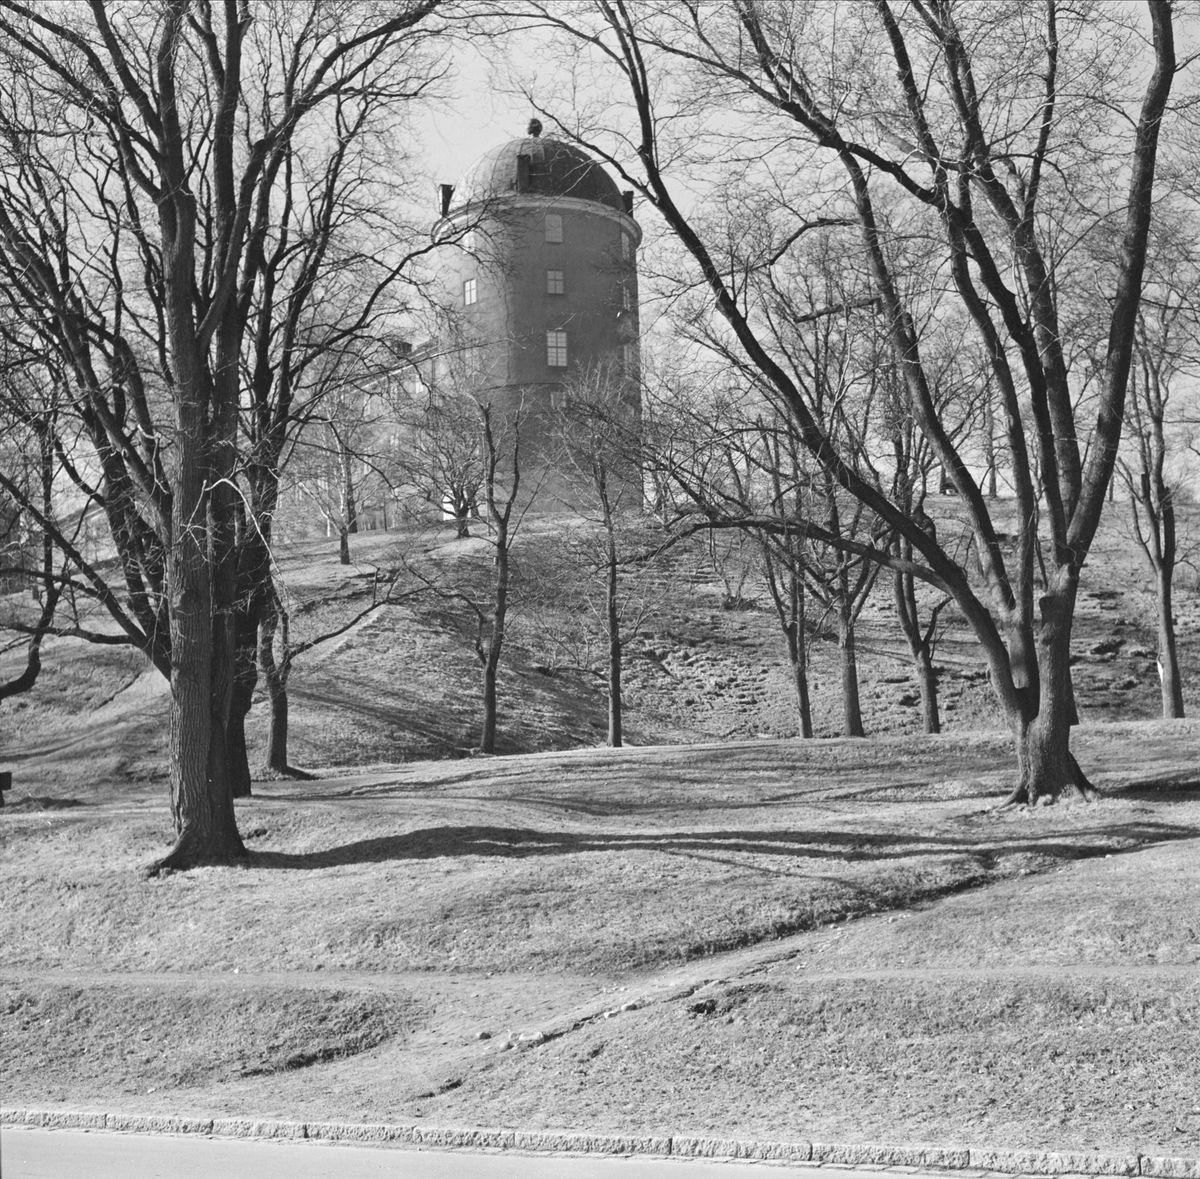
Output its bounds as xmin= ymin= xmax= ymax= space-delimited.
xmin=439 ymin=184 xmax=454 ymax=216
xmin=621 ymin=190 xmax=634 ymax=215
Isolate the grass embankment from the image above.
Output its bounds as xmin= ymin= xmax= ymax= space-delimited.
xmin=3 ymin=722 xmax=1200 ymax=1155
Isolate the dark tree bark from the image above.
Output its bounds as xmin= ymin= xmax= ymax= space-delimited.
xmin=891 ymin=524 xmax=947 ymax=736
xmin=787 ymin=571 xmax=814 ymax=738
xmin=258 ymin=590 xmax=291 ymax=775
xmin=605 ymin=523 xmax=623 ymax=747
xmin=474 ymin=404 xmax=519 ymax=755
xmin=836 ymin=597 xmax=865 ymax=738
xmin=1157 ymin=563 xmax=1184 ymax=718
xmin=257 ymin=595 xmax=297 ymax=776
xmin=894 ymin=568 xmax=941 ymax=734
xmin=0 ymin=585 xmax=59 ymax=701
xmin=477 ymin=521 xmax=508 ymax=756
xmin=1006 ymin=572 xmax=1082 ymax=804
xmin=152 ymin=3 xmax=244 ymax=871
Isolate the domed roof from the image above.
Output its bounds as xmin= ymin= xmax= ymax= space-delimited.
xmin=454 ymin=132 xmax=623 ymax=212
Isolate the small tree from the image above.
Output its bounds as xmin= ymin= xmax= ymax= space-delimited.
xmin=389 ymin=363 xmax=485 ymax=538
xmin=398 ymin=397 xmax=540 ymax=754
xmin=1117 ymin=282 xmax=1200 ymax=719
xmin=553 ymin=362 xmax=661 ymax=747
xmin=0 ymin=377 xmax=60 ymax=700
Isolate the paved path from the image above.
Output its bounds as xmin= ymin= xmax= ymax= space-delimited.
xmin=2 ymin=1127 xmax=902 ymax=1179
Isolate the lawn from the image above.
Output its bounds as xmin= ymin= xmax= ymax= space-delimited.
xmin=3 ymin=720 xmax=1199 ymax=1158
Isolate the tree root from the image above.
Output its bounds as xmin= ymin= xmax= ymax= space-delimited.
xmin=144 ymin=829 xmax=248 ymax=878
xmin=999 ymin=783 xmax=1029 ymax=808
xmin=256 ymin=764 xmax=316 ymax=781
xmin=1068 ymin=752 xmax=1100 ymax=801
xmin=998 ymin=752 xmax=1099 ymax=810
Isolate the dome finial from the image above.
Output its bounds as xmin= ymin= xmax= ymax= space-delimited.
xmin=527 ymin=117 xmax=543 ymax=138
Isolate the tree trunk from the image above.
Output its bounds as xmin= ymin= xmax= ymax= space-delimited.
xmin=838 ymin=606 xmax=865 ymax=738
xmin=1004 ymin=578 xmax=1093 ymax=806
xmin=227 ymin=573 xmax=261 ymax=799
xmin=1157 ymin=565 xmax=1184 ymax=718
xmin=984 ymin=394 xmax=998 ymax=498
xmin=893 ymin=567 xmax=941 ymax=734
xmin=340 ymin=437 xmax=358 ymax=537
xmin=338 ymin=525 xmax=350 ymax=565
xmin=152 ymin=36 xmax=245 ymax=871
xmin=605 ymin=525 xmax=622 ymax=746
xmin=1013 ymin=707 xmax=1072 ymax=805
xmin=227 ymin=676 xmax=254 ymax=798
xmin=264 ymin=670 xmax=289 ymax=774
xmin=915 ymin=644 xmax=940 ymax=735
xmin=787 ymin=573 xmax=813 ymax=738
xmin=0 ymin=584 xmax=59 ymax=700
xmin=157 ymin=456 xmax=245 ymax=872
xmin=608 ymin=633 xmax=623 ymax=747
xmin=266 ymin=685 xmax=289 ymax=772
xmin=480 ymin=655 xmax=498 ymax=754
xmin=258 ymin=599 xmax=290 ymax=774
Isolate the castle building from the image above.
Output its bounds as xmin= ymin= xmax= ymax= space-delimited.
xmin=430 ymin=120 xmax=642 ymax=429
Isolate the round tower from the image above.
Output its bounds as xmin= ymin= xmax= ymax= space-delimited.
xmin=432 ymin=122 xmax=642 ymax=431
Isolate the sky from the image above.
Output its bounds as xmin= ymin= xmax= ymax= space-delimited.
xmin=414 ymin=44 xmax=535 ymax=195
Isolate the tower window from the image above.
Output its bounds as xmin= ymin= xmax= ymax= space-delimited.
xmin=624 ymin=343 xmax=637 ymax=375
xmin=546 ymin=330 xmax=568 ymax=367
xmin=546 ymin=269 xmax=564 ymax=295
xmin=621 ymin=282 xmax=632 ymax=310
xmin=620 ymin=233 xmax=631 ymax=260
xmin=545 ymin=213 xmax=563 ymax=243
xmin=463 ymin=277 xmax=477 ymax=305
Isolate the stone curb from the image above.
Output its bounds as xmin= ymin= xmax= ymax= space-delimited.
xmin=3 ymin=1109 xmax=1198 ymax=1177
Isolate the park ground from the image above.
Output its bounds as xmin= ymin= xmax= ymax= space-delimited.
xmin=2 ymin=506 xmax=1200 ymax=1158
xmin=2 ymin=724 xmax=1200 ymax=1158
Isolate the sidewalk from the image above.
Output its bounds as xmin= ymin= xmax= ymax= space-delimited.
xmin=5 ymin=1110 xmax=1200 ymax=1179
xmin=4 ymin=1126 xmax=943 ymax=1179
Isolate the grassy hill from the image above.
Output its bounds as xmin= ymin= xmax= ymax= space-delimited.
xmin=2 ymin=495 xmax=1196 ymax=794
xmin=3 ymin=496 xmax=1200 ymax=1159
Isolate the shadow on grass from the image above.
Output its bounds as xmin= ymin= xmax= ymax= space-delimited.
xmin=2 ymin=795 xmax=85 ymax=811
xmin=284 ymin=771 xmax=1012 ymax=810
xmin=1108 ymin=774 xmax=1200 ymax=801
xmin=248 ymin=818 xmax=1200 ymax=871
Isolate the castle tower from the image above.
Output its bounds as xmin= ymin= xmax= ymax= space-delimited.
xmin=432 ymin=121 xmax=642 ymax=436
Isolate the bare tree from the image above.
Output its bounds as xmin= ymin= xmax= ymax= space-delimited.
xmin=551 ymin=361 xmax=659 ymax=747
xmin=256 ymin=569 xmax=404 ymax=774
xmin=398 ymin=398 xmax=539 ymax=754
xmin=0 ymin=0 xmax=447 ymax=868
xmin=389 ymin=351 xmax=485 ymax=538
xmin=0 ymin=369 xmax=61 ymax=700
xmin=233 ymin=85 xmax=445 ymax=787
xmin=1116 ymin=236 xmax=1200 ymax=718
xmin=513 ymin=0 xmax=1176 ymax=803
